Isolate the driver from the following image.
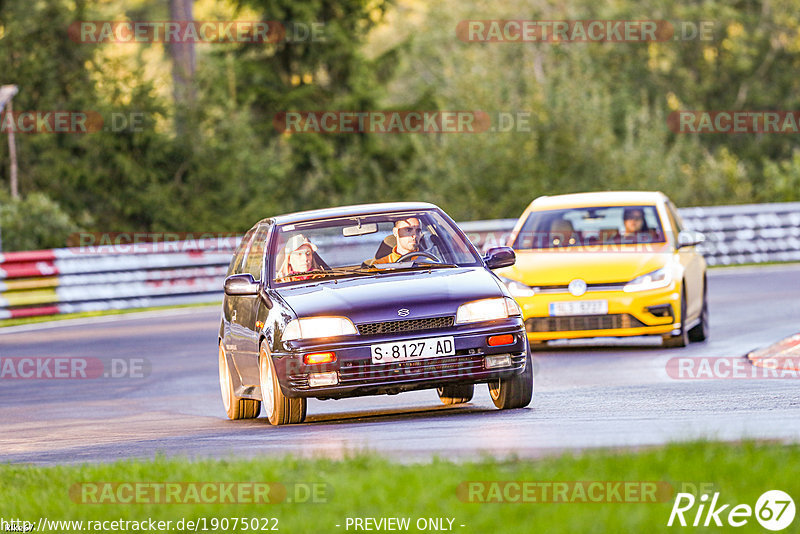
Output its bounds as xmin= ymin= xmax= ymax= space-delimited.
xmin=374 ymin=217 xmax=422 ymax=264
xmin=622 ymin=207 xmax=646 ymax=236
xmin=621 ymin=207 xmax=659 ymax=244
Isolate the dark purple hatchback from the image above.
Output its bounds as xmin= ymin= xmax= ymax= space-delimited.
xmin=218 ymin=202 xmax=533 ymax=425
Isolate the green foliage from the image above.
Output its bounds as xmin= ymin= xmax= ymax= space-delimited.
xmin=1 ymin=0 xmax=800 ymax=250
xmin=0 ymin=192 xmax=79 ymax=251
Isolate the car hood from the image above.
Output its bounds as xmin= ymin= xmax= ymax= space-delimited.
xmin=277 ymin=267 xmax=504 ymax=324
xmin=498 ymin=245 xmax=673 ymax=285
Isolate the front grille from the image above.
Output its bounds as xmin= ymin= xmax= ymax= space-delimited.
xmin=337 ymin=353 xmax=526 ymax=385
xmin=339 ymin=355 xmax=483 ymax=383
xmin=287 ymin=352 xmax=528 ymax=389
xmin=356 ymin=316 xmax=454 ymax=336
xmin=525 ymin=314 xmax=646 ymax=332
xmin=533 ymin=282 xmax=627 ymax=294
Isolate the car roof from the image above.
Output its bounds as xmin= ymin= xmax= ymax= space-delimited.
xmin=526 ymin=191 xmax=667 ymax=211
xmin=258 ymin=202 xmax=441 ymax=226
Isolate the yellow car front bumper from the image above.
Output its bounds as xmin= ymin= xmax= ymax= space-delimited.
xmin=516 ymin=282 xmax=682 ymax=341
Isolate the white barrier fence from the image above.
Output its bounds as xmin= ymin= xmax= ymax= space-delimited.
xmin=1 ymin=202 xmax=798 ymax=320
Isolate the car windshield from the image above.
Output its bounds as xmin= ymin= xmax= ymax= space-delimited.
xmin=270 ymin=210 xmax=481 ymax=286
xmin=512 ymin=205 xmax=666 ymax=250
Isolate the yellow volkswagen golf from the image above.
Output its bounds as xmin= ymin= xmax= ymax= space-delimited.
xmin=497 ymin=191 xmax=708 ymax=348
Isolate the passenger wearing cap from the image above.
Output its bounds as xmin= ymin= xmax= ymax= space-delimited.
xmin=278 ymin=235 xmax=324 ymax=280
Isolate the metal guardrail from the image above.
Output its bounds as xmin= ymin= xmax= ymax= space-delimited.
xmin=679 ymin=202 xmax=800 ymax=265
xmin=0 ymin=243 xmax=234 ymax=319
xmin=1 ymin=202 xmax=798 ymax=320
xmin=461 ymin=202 xmax=800 ymax=266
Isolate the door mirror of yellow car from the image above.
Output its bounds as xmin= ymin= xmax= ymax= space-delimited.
xmin=677 ymin=230 xmax=705 ymax=249
xmin=484 ymin=246 xmax=516 ymax=269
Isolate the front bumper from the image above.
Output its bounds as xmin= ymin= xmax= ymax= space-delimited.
xmin=517 ymin=283 xmax=681 ymax=341
xmin=272 ymin=318 xmax=527 ymax=398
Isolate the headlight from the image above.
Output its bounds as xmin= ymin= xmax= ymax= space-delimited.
xmin=623 ymin=267 xmax=672 ymax=292
xmin=500 ymin=277 xmax=536 ymax=298
xmin=456 ymin=297 xmax=521 ymax=324
xmin=283 ymin=316 xmax=358 ymax=341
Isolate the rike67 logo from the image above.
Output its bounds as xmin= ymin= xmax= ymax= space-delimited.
xmin=668 ymin=490 xmax=795 ymax=530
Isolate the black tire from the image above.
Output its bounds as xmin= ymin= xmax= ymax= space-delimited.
xmin=662 ymin=286 xmax=689 ymax=348
xmin=489 ymin=347 xmax=534 ymax=410
xmin=259 ymin=342 xmax=306 ymax=426
xmin=688 ymin=279 xmax=709 ymax=342
xmin=219 ymin=343 xmax=261 ymax=420
xmin=437 ymin=384 xmax=474 ymax=405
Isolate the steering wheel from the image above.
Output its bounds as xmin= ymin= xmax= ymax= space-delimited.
xmin=396 ymin=251 xmax=442 ymax=263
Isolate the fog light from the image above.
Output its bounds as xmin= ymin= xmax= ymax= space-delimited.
xmin=303 ymin=351 xmax=336 ymax=364
xmin=485 ymin=354 xmax=512 ymax=369
xmin=308 ymin=371 xmax=339 ymax=387
xmin=646 ymin=304 xmax=673 ymax=319
xmin=488 ymin=334 xmax=515 ymax=346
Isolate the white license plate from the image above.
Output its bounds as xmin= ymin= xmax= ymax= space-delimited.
xmin=370 ymin=336 xmax=455 ymax=364
xmin=549 ymin=300 xmax=608 ymax=316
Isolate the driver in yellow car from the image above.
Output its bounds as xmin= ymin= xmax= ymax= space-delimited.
xmin=374 ymin=217 xmax=422 ymax=264
xmin=622 ymin=207 xmax=646 ymax=236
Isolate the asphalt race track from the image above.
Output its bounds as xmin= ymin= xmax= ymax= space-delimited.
xmin=1 ymin=264 xmax=799 ymax=465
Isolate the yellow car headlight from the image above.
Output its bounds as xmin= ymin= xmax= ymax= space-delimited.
xmin=456 ymin=297 xmax=521 ymax=324
xmin=623 ymin=267 xmax=672 ymax=292
xmin=500 ymin=277 xmax=536 ymax=298
xmin=283 ymin=316 xmax=358 ymax=341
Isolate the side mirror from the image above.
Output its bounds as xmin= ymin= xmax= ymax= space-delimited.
xmin=224 ymin=273 xmax=259 ymax=296
xmin=484 ymin=246 xmax=516 ymax=270
xmin=677 ymin=230 xmax=705 ymax=249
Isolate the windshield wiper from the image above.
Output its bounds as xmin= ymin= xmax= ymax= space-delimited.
xmin=411 ymin=261 xmax=459 ymax=269
xmin=367 ymin=262 xmax=459 ymax=272
xmin=274 ymin=269 xmax=327 ymax=281
xmin=329 ymin=267 xmax=379 ymax=276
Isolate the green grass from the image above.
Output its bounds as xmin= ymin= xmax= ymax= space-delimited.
xmin=1 ymin=441 xmax=798 ymax=533
xmin=0 ymin=301 xmax=220 ymax=328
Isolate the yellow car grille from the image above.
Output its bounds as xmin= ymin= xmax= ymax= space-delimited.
xmin=525 ymin=314 xmax=646 ymax=332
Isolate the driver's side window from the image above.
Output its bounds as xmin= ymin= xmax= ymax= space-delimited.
xmin=242 ymin=225 xmax=271 ymax=281
xmin=227 ymin=227 xmax=257 ymax=276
